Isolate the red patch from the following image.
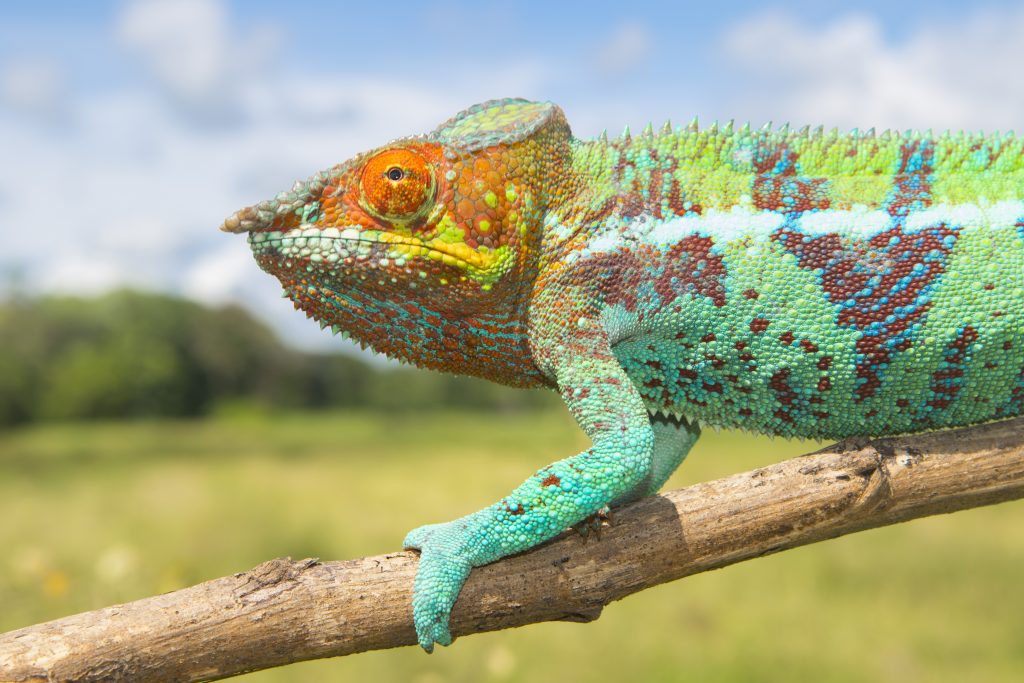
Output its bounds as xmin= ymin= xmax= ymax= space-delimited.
xmin=584 ymin=234 xmax=727 ymax=312
xmin=663 ymin=156 xmax=699 ymax=217
xmin=750 ymin=318 xmax=771 ymax=333
xmin=769 ymin=368 xmax=798 ymax=406
xmin=654 ymin=235 xmax=728 ymax=308
xmin=754 ymin=176 xmax=831 ymax=213
xmin=774 ymin=408 xmax=795 ymax=423
xmin=775 ymin=221 xmax=957 ymax=401
xmin=750 ymin=143 xmax=831 ymax=213
xmin=921 ymin=326 xmax=977 ymax=415
xmin=887 ymin=141 xmax=934 ymax=218
xmin=541 ymin=474 xmax=561 ymax=487
xmin=705 ymin=354 xmax=726 ymax=369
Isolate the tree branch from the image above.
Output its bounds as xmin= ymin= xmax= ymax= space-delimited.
xmin=2 ymin=417 xmax=1023 ymax=682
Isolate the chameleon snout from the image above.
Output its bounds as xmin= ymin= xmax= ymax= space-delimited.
xmin=221 ymin=170 xmax=333 ymax=234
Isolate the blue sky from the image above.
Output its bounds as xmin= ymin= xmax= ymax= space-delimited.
xmin=2 ymin=0 xmax=1024 ymax=350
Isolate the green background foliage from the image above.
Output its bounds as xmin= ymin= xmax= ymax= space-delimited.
xmin=0 ymin=291 xmax=556 ymax=426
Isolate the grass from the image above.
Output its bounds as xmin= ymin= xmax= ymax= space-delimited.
xmin=1 ymin=409 xmax=1023 ymax=682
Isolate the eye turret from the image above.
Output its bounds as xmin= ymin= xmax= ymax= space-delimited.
xmin=360 ymin=148 xmax=436 ymax=221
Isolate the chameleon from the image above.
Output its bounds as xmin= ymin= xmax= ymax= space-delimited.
xmin=221 ymin=98 xmax=1024 ymax=652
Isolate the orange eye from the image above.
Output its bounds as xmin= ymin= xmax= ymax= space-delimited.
xmin=360 ymin=148 xmax=435 ymax=220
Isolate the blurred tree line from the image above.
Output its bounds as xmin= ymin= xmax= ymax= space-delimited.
xmin=0 ymin=290 xmax=557 ymax=427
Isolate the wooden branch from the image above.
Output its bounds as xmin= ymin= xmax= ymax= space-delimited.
xmin=2 ymin=417 xmax=1023 ymax=682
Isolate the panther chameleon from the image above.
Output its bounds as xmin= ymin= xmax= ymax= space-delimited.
xmin=221 ymin=98 xmax=1024 ymax=652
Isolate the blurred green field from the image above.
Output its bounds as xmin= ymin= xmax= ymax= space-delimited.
xmin=2 ymin=410 xmax=1022 ymax=682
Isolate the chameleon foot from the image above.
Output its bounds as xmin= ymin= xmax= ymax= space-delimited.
xmin=403 ymin=520 xmax=475 ymax=652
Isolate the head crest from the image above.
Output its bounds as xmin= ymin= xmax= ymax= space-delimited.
xmin=429 ymin=98 xmax=567 ymax=151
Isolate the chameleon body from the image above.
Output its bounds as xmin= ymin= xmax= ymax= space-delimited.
xmin=222 ymin=99 xmax=1024 ymax=651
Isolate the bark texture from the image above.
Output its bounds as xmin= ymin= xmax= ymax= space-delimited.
xmin=1 ymin=417 xmax=1023 ymax=682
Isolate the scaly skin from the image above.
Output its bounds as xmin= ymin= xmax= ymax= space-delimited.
xmin=222 ymin=99 xmax=1024 ymax=651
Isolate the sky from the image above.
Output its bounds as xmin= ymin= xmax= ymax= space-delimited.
xmin=2 ymin=0 xmax=1024 ymax=351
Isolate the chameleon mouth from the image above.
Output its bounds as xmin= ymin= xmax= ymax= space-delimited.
xmin=247 ymin=226 xmax=512 ymax=279
xmin=248 ymin=227 xmax=378 ymax=265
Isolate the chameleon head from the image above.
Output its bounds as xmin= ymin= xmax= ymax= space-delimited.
xmin=220 ymin=99 xmax=573 ymax=371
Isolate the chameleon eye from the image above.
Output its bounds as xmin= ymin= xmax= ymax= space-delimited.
xmin=360 ymin=149 xmax=435 ymax=220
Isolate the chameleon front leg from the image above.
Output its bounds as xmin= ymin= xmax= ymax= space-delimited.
xmin=573 ymin=413 xmax=700 ymax=537
xmin=403 ymin=330 xmax=655 ymax=652
xmin=574 ymin=413 xmax=700 ymax=537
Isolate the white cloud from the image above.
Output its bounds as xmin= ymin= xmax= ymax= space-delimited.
xmin=0 ymin=58 xmax=67 ymax=121
xmin=723 ymin=9 xmax=1024 ymax=131
xmin=182 ymin=242 xmax=263 ymax=304
xmin=116 ymin=0 xmax=228 ymax=93
xmin=116 ymin=0 xmax=280 ymax=123
xmin=595 ymin=22 xmax=653 ymax=77
xmin=37 ymin=259 xmax=132 ymax=296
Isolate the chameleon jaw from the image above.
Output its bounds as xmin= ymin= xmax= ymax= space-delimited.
xmin=247 ymin=226 xmax=514 ymax=285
